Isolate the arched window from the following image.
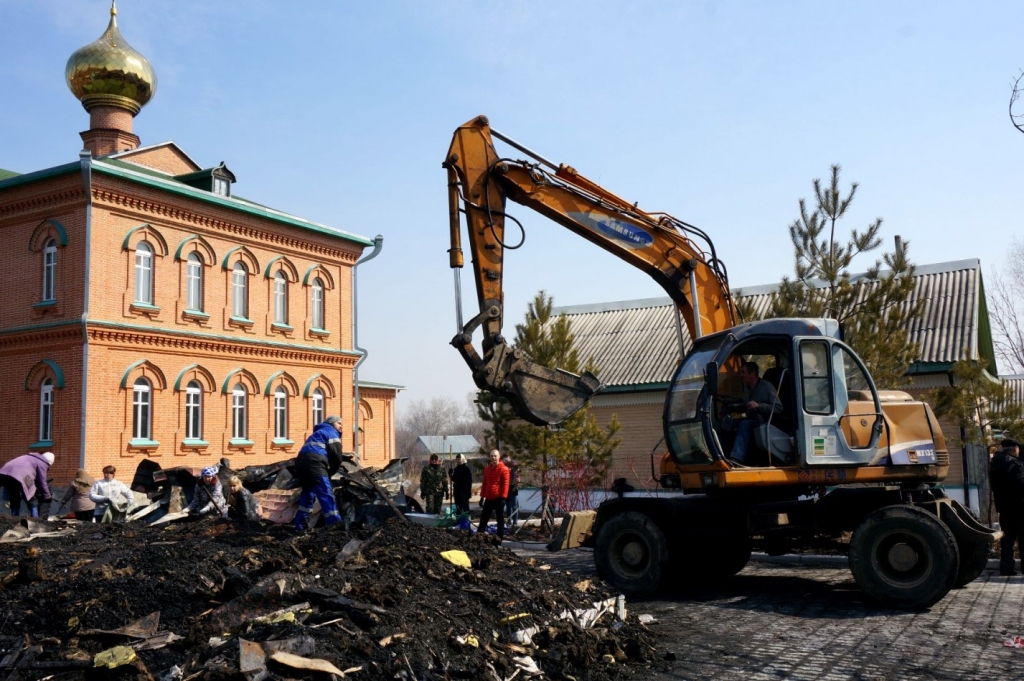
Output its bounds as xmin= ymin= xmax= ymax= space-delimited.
xmin=39 ymin=378 xmax=54 ymax=442
xmin=232 ymin=382 xmax=247 ymax=440
xmin=311 ymin=388 xmax=325 ymax=426
xmin=42 ymin=239 xmax=57 ymax=302
xmin=135 ymin=242 xmax=153 ymax=304
xmin=274 ymin=270 xmax=288 ymax=324
xmin=311 ymin=277 xmax=324 ymax=330
xmin=185 ymin=380 xmax=203 ymax=440
xmin=274 ymin=386 xmax=288 ymax=439
xmin=232 ymin=262 xmax=248 ymax=318
xmin=133 ymin=378 xmax=152 ymax=440
xmin=186 ymin=253 xmax=204 ymax=311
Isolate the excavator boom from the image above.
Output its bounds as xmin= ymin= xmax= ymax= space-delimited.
xmin=444 ymin=115 xmax=738 ymax=424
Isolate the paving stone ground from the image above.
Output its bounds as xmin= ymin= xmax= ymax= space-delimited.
xmin=514 ymin=547 xmax=1024 ymax=680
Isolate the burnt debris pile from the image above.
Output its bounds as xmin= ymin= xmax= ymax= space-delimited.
xmin=0 ymin=517 xmax=659 ymax=680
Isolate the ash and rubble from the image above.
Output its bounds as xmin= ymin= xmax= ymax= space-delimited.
xmin=0 ymin=458 xmax=661 ymax=680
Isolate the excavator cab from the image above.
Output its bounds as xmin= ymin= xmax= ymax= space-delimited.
xmin=664 ymin=319 xmax=889 ymax=473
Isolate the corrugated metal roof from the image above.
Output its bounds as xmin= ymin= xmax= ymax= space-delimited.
xmin=413 ymin=435 xmax=481 ymax=455
xmin=554 ymin=259 xmax=982 ymax=388
xmin=1000 ymin=375 xmax=1024 ymax=408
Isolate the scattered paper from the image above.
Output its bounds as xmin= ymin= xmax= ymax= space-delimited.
xmin=268 ymin=651 xmax=347 ymax=676
xmin=441 ymin=550 xmax=472 ymax=568
xmin=637 ymin=614 xmax=657 ymax=625
xmin=93 ymin=645 xmax=136 ymax=668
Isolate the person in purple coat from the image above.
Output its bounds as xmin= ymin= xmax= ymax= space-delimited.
xmin=0 ymin=452 xmax=54 ymax=517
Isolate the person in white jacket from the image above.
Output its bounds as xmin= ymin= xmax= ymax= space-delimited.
xmin=89 ymin=465 xmax=135 ymax=523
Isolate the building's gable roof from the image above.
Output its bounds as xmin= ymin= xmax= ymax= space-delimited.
xmin=414 ymin=435 xmax=481 ymax=455
xmin=555 ymin=259 xmax=991 ymax=389
xmin=0 ymin=156 xmax=374 ymax=248
xmin=109 ymin=142 xmax=202 ymax=174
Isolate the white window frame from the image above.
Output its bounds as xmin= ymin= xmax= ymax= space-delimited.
xmin=213 ymin=176 xmax=230 ymax=197
xmin=311 ymin=277 xmax=324 ymax=330
xmin=186 ymin=253 xmax=203 ymax=311
xmin=185 ymin=380 xmax=202 ymax=440
xmin=135 ymin=242 xmax=153 ymax=304
xmin=274 ymin=271 xmax=288 ymax=324
xmin=232 ymin=262 xmax=248 ymax=318
xmin=232 ymin=383 xmax=247 ymax=440
xmin=133 ymin=378 xmax=152 ymax=440
xmin=39 ymin=378 xmax=53 ymax=442
xmin=274 ymin=386 xmax=288 ymax=439
xmin=312 ymin=388 xmax=324 ymax=426
xmin=42 ymin=239 xmax=57 ymax=302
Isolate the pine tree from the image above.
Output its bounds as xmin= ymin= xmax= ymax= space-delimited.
xmin=477 ymin=291 xmax=621 ymax=525
xmin=769 ymin=165 xmax=921 ymax=388
xmin=931 ymin=360 xmax=1024 ymax=444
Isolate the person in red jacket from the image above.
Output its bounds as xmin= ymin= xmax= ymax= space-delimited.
xmin=478 ymin=449 xmax=510 ymax=540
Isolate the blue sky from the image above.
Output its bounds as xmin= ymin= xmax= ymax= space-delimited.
xmin=2 ymin=1 xmax=1022 ymax=410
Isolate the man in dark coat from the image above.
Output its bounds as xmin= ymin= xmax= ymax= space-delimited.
xmin=450 ymin=454 xmax=473 ymax=515
xmin=990 ymin=438 xmax=1024 ymax=576
xmin=294 ymin=415 xmax=345 ymax=530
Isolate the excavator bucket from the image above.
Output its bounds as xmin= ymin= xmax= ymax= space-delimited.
xmin=503 ymin=361 xmax=603 ymax=426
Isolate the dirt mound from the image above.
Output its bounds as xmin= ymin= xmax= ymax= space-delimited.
xmin=0 ymin=516 xmax=661 ymax=679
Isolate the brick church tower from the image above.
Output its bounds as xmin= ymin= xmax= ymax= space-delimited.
xmin=0 ymin=4 xmax=399 ymax=488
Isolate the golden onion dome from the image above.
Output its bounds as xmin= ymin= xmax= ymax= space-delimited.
xmin=65 ymin=2 xmax=156 ymax=115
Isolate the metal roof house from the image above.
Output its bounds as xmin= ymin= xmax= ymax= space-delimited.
xmin=554 ymin=259 xmax=997 ymax=509
xmin=411 ymin=435 xmax=482 ymax=458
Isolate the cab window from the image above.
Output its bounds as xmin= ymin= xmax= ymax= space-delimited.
xmin=800 ymin=341 xmax=832 ymax=414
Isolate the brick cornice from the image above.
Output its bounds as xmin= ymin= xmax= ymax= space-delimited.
xmin=87 ymin=326 xmax=358 ymax=367
xmin=94 ymin=188 xmax=361 ymax=264
xmin=0 ymin=188 xmax=85 ymax=224
xmin=0 ymin=324 xmax=83 ymax=351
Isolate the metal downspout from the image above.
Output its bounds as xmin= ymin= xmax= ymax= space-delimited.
xmin=79 ymin=151 xmax=93 ymax=470
xmin=352 ymin=235 xmax=383 ymax=462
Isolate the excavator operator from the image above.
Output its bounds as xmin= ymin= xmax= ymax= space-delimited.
xmin=726 ymin=362 xmax=782 ymax=465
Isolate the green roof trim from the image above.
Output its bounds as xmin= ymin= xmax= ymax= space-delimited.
xmin=222 ymin=368 xmax=246 ymax=394
xmin=264 ymin=371 xmax=288 ymax=396
xmin=302 ymin=263 xmax=334 ymax=288
xmin=120 ymin=359 xmax=150 ymax=389
xmin=91 ymin=159 xmax=373 ymax=247
xmin=356 ymin=380 xmax=406 ymax=391
xmin=221 ymin=245 xmax=260 ymax=272
xmin=303 ymin=373 xmax=328 ymax=398
xmin=29 ymin=218 xmax=68 ymax=249
xmin=977 ymin=272 xmax=998 ymax=376
xmin=174 ymin=234 xmax=216 ymax=262
xmin=174 ymin=364 xmax=199 ymax=392
xmin=0 ymin=161 xmax=78 ymax=192
xmin=24 ymin=359 xmax=66 ymax=390
xmin=121 ymin=223 xmax=169 ymax=254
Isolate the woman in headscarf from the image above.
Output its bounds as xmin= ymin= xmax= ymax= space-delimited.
xmin=59 ymin=468 xmax=96 ymax=521
xmin=185 ymin=466 xmax=228 ymax=518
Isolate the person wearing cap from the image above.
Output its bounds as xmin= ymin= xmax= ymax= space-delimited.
xmin=420 ymin=453 xmax=448 ymax=515
xmin=89 ymin=465 xmax=135 ymax=523
xmin=184 ymin=465 xmax=229 ymax=518
xmin=450 ymin=454 xmax=473 ymax=515
xmin=990 ymin=438 xmax=1024 ymax=575
xmin=58 ymin=468 xmax=97 ymax=521
xmin=0 ymin=452 xmax=54 ymax=517
xmin=293 ymin=415 xmax=345 ymax=530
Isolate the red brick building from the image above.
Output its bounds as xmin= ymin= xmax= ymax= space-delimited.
xmin=0 ymin=6 xmax=398 ymax=487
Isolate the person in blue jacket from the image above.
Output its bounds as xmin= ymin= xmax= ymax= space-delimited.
xmin=293 ymin=415 xmax=345 ymax=530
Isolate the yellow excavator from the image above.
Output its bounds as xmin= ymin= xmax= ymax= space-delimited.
xmin=444 ymin=115 xmax=999 ymax=609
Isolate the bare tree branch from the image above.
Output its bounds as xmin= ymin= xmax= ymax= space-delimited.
xmin=989 ymin=239 xmax=1024 ymax=374
xmin=1011 ymin=70 xmax=1024 ymax=135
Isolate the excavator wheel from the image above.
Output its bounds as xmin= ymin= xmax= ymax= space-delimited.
xmin=593 ymin=511 xmax=667 ymax=598
xmin=849 ymin=505 xmax=959 ymax=610
xmin=708 ymin=537 xmax=752 ymax=579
